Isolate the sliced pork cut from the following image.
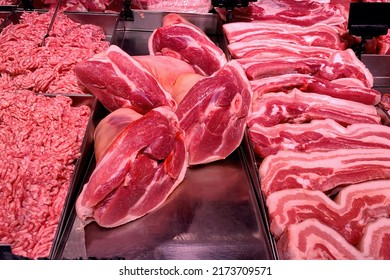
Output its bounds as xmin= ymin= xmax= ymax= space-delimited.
xmin=74 ymin=45 xmax=176 ymax=114
xmin=75 ymin=107 xmax=187 ymax=228
xmin=223 ymin=22 xmax=345 ymax=49
xmin=148 ymin=13 xmax=227 ymax=76
xmin=250 ymin=74 xmax=380 ymax=105
xmin=249 ymin=119 xmax=390 ymax=158
xmin=175 ymin=60 xmax=252 ymax=165
xmin=278 ymin=218 xmax=390 ymax=260
xmin=267 ymin=179 xmax=390 ymax=244
xmin=247 ymin=88 xmax=381 ymax=128
xmin=228 ymin=41 xmax=336 ymax=60
xmin=233 ymin=48 xmax=373 ymax=87
xmin=259 ymin=148 xmax=390 ymax=197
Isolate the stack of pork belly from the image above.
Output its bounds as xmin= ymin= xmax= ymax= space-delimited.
xmin=223 ymin=13 xmax=390 ymax=260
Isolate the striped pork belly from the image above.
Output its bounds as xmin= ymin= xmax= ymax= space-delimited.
xmin=249 ymin=119 xmax=390 ymax=157
xmin=249 ymin=74 xmax=380 ymax=105
xmin=259 ymin=148 xmax=390 ymax=197
xmin=277 ymin=218 xmax=390 ymax=260
xmin=228 ymin=40 xmax=336 ymax=60
xmin=247 ymin=88 xmax=381 ymax=128
xmin=231 ymin=48 xmax=373 ymax=87
xmin=223 ymin=22 xmax=344 ymax=49
xmin=266 ymin=179 xmax=390 ymax=244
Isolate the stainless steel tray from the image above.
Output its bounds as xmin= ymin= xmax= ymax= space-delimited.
xmin=57 ymin=148 xmax=275 ymax=260
xmin=48 ymin=94 xmax=100 ymax=259
xmin=362 ymin=54 xmax=390 ymax=91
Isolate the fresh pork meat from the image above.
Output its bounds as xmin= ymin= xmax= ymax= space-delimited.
xmin=0 ymin=11 xmax=109 ymax=94
xmin=76 ymin=107 xmax=187 ymax=228
xmin=267 ymin=179 xmax=390 ymax=244
xmin=223 ymin=22 xmax=345 ymax=49
xmin=237 ymin=49 xmax=374 ymax=88
xmin=217 ymin=0 xmax=347 ymax=27
xmin=0 ymin=90 xmax=90 ymax=259
xmin=278 ymin=218 xmax=390 ymax=260
xmin=75 ymin=45 xmax=176 ymax=114
xmin=148 ymin=13 xmax=227 ymax=76
xmin=249 ymin=119 xmax=390 ymax=157
xmin=228 ymin=40 xmax=336 ymax=60
xmin=250 ymin=74 xmax=380 ymax=105
xmin=35 ymin=0 xmax=124 ymax=12
xmin=133 ymin=55 xmax=196 ymax=94
xmin=247 ymin=89 xmax=381 ymax=128
xmin=231 ymin=46 xmax=373 ymax=87
xmin=134 ymin=0 xmax=212 ymax=13
xmin=259 ymin=148 xmax=390 ymax=197
xmin=175 ymin=60 xmax=252 ymax=165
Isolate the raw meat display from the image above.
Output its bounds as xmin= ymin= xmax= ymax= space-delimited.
xmin=223 ymin=22 xmax=345 ymax=49
xmin=266 ymin=179 xmax=390 ymax=244
xmin=148 ymin=13 xmax=227 ymax=76
xmin=278 ymin=218 xmax=390 ymax=260
xmin=0 ymin=11 xmax=109 ymax=94
xmin=250 ymin=74 xmax=380 ymax=105
xmin=249 ymin=119 xmax=390 ymax=157
xmin=0 ymin=90 xmax=91 ymax=259
xmin=216 ymin=0 xmax=347 ymax=27
xmin=75 ymin=45 xmax=176 ymax=113
xmin=175 ymin=60 xmax=253 ymax=165
xmin=33 ymin=0 xmax=124 ymax=12
xmin=133 ymin=0 xmax=212 ymax=13
xmin=247 ymin=89 xmax=381 ymax=128
xmin=259 ymin=148 xmax=390 ymax=197
xmin=76 ymin=106 xmax=188 ymax=228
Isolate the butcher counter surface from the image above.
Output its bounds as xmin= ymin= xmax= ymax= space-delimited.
xmin=57 ymin=149 xmax=276 ymax=260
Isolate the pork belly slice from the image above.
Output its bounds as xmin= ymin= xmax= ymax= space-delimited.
xmin=76 ymin=107 xmax=187 ymax=228
xmin=228 ymin=40 xmax=336 ymax=60
xmin=259 ymin=148 xmax=390 ymax=197
xmin=148 ymin=13 xmax=227 ymax=76
xmin=75 ymin=45 xmax=176 ymax=114
xmin=247 ymin=88 xmax=380 ymax=128
xmin=249 ymin=119 xmax=390 ymax=157
xmin=249 ymin=74 xmax=380 ymax=105
xmin=278 ymin=218 xmax=390 ymax=260
xmin=236 ymin=48 xmax=373 ymax=87
xmin=267 ymin=179 xmax=390 ymax=244
xmin=223 ymin=22 xmax=344 ymax=49
xmin=176 ymin=60 xmax=253 ymax=165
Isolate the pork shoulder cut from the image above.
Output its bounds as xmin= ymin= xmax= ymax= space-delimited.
xmin=74 ymin=45 xmax=176 ymax=114
xmin=148 ymin=13 xmax=227 ymax=76
xmin=75 ymin=106 xmax=187 ymax=228
xmin=175 ymin=60 xmax=253 ymax=165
